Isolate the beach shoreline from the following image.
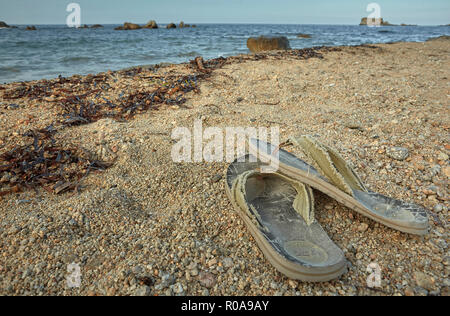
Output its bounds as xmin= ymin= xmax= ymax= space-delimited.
xmin=0 ymin=38 xmax=449 ymax=296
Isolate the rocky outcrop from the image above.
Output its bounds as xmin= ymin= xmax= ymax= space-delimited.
xmin=91 ymin=24 xmax=104 ymax=28
xmin=179 ymin=21 xmax=192 ymax=28
xmin=0 ymin=21 xmax=10 ymax=28
xmin=26 ymin=26 xmax=37 ymax=31
xmin=360 ymin=17 xmax=394 ymax=26
xmin=166 ymin=23 xmax=177 ymax=29
xmin=297 ymin=33 xmax=311 ymax=38
xmin=115 ymin=22 xmax=142 ymax=30
xmin=247 ymin=36 xmax=291 ymax=53
xmin=144 ymin=20 xmax=158 ymax=29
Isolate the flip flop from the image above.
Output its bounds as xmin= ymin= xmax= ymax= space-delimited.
xmin=225 ymin=155 xmax=347 ymax=282
xmin=249 ymin=136 xmax=429 ymax=235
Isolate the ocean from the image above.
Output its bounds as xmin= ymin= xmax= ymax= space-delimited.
xmin=0 ymin=23 xmax=449 ymax=83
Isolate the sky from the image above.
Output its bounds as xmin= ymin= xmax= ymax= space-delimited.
xmin=0 ymin=0 xmax=449 ymax=25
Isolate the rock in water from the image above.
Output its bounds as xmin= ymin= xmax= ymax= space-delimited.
xmin=360 ymin=17 xmax=394 ymax=26
xmin=26 ymin=26 xmax=37 ymax=31
xmin=247 ymin=36 xmax=291 ymax=53
xmin=166 ymin=23 xmax=177 ymax=29
xmin=179 ymin=21 xmax=185 ymax=28
xmin=297 ymin=33 xmax=311 ymax=38
xmin=144 ymin=20 xmax=158 ymax=29
xmin=0 ymin=21 xmax=10 ymax=28
xmin=123 ymin=22 xmax=141 ymax=30
xmin=115 ymin=22 xmax=142 ymax=30
xmin=91 ymin=24 xmax=104 ymax=28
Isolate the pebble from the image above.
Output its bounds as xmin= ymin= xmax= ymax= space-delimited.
xmin=413 ymin=272 xmax=435 ymax=291
xmin=386 ymin=147 xmax=409 ymax=161
xmin=357 ymin=223 xmax=369 ymax=232
xmin=198 ymin=272 xmax=216 ymax=289
xmin=134 ymin=286 xmax=151 ymax=296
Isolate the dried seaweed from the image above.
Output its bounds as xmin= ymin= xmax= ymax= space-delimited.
xmin=0 ymin=128 xmax=111 ymax=196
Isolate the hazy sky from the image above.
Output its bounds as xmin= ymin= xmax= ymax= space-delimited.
xmin=1 ymin=0 xmax=449 ymax=25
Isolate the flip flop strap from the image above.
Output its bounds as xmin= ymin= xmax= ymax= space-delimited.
xmin=231 ymin=170 xmax=315 ymax=226
xmin=287 ymin=135 xmax=367 ymax=196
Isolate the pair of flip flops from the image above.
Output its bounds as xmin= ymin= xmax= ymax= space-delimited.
xmin=225 ymin=136 xmax=429 ymax=282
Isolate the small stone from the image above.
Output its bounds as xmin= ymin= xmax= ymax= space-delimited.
xmin=198 ymin=272 xmax=216 ymax=289
xmin=413 ymin=271 xmax=435 ymax=291
xmin=173 ymin=282 xmax=184 ymax=294
xmin=211 ymin=174 xmax=222 ymax=183
xmin=207 ymin=258 xmax=217 ymax=267
xmin=437 ymin=152 xmax=448 ymax=161
xmin=357 ymin=223 xmax=369 ymax=232
xmin=134 ymin=285 xmax=151 ymax=296
xmin=404 ymin=287 xmax=415 ymax=296
xmin=132 ymin=266 xmax=143 ymax=275
xmin=325 ymin=203 xmax=334 ymax=210
xmin=386 ymin=147 xmax=409 ymax=161
xmin=433 ymin=204 xmax=444 ymax=213
xmin=442 ymin=166 xmax=450 ymax=178
xmin=222 ymin=257 xmax=233 ymax=269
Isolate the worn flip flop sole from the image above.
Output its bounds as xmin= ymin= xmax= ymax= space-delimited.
xmin=225 ymin=155 xmax=347 ymax=282
xmin=250 ymin=139 xmax=429 ymax=235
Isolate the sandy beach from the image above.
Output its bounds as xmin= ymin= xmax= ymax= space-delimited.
xmin=0 ymin=37 xmax=448 ymax=296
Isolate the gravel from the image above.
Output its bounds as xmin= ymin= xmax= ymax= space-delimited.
xmin=0 ymin=39 xmax=448 ymax=296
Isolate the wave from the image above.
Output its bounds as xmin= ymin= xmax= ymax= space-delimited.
xmin=59 ymin=56 xmax=92 ymax=63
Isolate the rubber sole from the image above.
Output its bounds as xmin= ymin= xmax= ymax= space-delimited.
xmin=224 ymin=173 xmax=348 ymax=282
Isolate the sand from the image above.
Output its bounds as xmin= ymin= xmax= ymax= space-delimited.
xmin=0 ymin=37 xmax=448 ymax=296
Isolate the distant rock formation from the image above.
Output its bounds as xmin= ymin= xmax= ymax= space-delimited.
xmin=115 ymin=22 xmax=142 ymax=30
xmin=166 ymin=23 xmax=177 ymax=29
xmin=297 ymin=33 xmax=311 ymax=38
xmin=26 ymin=26 xmax=37 ymax=31
xmin=247 ymin=36 xmax=291 ymax=53
xmin=90 ymin=24 xmax=104 ymax=28
xmin=400 ymin=23 xmax=417 ymax=26
xmin=179 ymin=21 xmax=192 ymax=28
xmin=144 ymin=20 xmax=158 ymax=29
xmin=78 ymin=24 xmax=89 ymax=29
xmin=0 ymin=21 xmax=10 ymax=28
xmin=360 ymin=17 xmax=395 ymax=26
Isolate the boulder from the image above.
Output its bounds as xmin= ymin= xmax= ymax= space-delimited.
xmin=297 ymin=33 xmax=311 ymax=38
xmin=79 ymin=24 xmax=89 ymax=29
xmin=115 ymin=22 xmax=141 ymax=30
xmin=144 ymin=20 xmax=158 ymax=29
xmin=166 ymin=23 xmax=177 ymax=29
xmin=123 ymin=22 xmax=141 ymax=30
xmin=91 ymin=24 xmax=104 ymax=28
xmin=247 ymin=36 xmax=291 ymax=53
xmin=0 ymin=21 xmax=10 ymax=28
xmin=26 ymin=26 xmax=37 ymax=31
xmin=179 ymin=21 xmax=185 ymax=28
